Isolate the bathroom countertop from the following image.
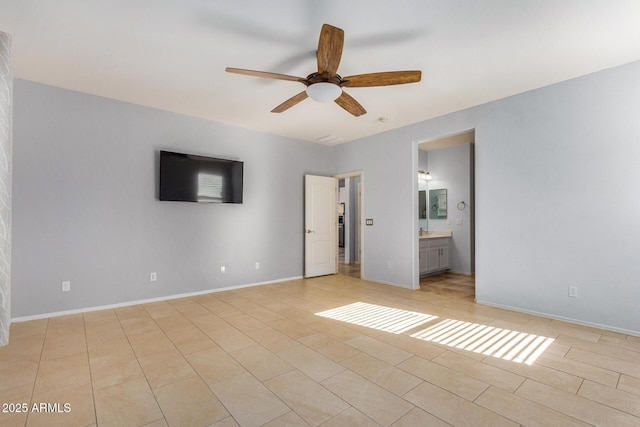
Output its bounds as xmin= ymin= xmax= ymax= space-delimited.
xmin=419 ymin=230 xmax=453 ymax=239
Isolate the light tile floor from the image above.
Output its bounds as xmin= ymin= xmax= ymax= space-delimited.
xmin=338 ymin=248 xmax=360 ymax=278
xmin=1 ymin=274 xmax=639 ymax=426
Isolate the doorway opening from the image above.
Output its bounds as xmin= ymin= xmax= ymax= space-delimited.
xmin=417 ymin=130 xmax=475 ymax=294
xmin=336 ymin=172 xmax=362 ymax=278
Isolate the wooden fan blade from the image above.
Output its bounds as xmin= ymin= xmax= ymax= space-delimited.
xmin=317 ymin=24 xmax=344 ymax=76
xmin=271 ymin=91 xmax=309 ymax=113
xmin=342 ymin=70 xmax=422 ymax=87
xmin=226 ymin=67 xmax=306 ymax=83
xmin=335 ymin=91 xmax=366 ymax=117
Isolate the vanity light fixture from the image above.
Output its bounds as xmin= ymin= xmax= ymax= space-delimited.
xmin=418 ymin=170 xmax=432 ymax=181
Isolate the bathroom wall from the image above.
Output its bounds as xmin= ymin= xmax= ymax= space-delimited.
xmin=419 ymin=144 xmax=473 ymax=274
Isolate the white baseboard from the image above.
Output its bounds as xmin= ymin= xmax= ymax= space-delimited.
xmin=361 ymin=275 xmax=417 ymax=290
xmin=448 ymin=270 xmax=474 ymax=276
xmin=12 ymin=276 xmax=303 ymax=323
xmin=476 ymin=299 xmax=640 ymax=338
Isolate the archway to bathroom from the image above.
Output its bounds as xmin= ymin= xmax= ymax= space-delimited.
xmin=418 ymin=130 xmax=475 ymax=298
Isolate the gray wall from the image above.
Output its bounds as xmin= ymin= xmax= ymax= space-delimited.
xmin=474 ymin=62 xmax=640 ymax=334
xmin=12 ymin=80 xmax=332 ymax=318
xmin=332 ymin=135 xmax=418 ymax=289
xmin=332 ymin=60 xmax=640 ymax=335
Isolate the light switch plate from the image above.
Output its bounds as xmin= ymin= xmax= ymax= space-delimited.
xmin=365 ymin=218 xmax=373 ymax=226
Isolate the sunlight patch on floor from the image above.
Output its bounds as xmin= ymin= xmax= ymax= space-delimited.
xmin=316 ymin=302 xmax=554 ymax=365
xmin=315 ymin=302 xmax=437 ymax=334
xmin=411 ymin=319 xmax=554 ymax=365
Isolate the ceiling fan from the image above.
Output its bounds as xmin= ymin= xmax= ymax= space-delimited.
xmin=226 ymin=24 xmax=422 ymax=117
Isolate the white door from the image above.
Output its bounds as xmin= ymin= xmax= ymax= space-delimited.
xmin=305 ymin=175 xmax=337 ymax=278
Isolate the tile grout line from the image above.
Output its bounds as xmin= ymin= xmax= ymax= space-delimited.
xmin=82 ymin=312 xmax=99 ymax=427
xmin=117 ymin=306 xmax=169 ymax=426
xmin=23 ymin=318 xmax=49 ymax=427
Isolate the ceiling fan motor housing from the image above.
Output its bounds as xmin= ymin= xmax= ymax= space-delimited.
xmin=305 ymin=72 xmax=343 ymax=102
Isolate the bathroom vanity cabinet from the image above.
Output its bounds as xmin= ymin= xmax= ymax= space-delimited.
xmin=419 ymin=235 xmax=450 ymax=276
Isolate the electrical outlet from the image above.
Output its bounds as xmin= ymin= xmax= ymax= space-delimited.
xmin=62 ymin=281 xmax=71 ymax=292
xmin=150 ymin=272 xmax=157 ymax=282
xmin=220 ymin=265 xmax=226 ymax=273
xmin=386 ymin=261 xmax=392 ymax=270
xmin=255 ymin=262 xmax=260 ymax=270
xmin=568 ymin=286 xmax=578 ymax=298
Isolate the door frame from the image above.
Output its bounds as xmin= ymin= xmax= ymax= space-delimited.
xmin=416 ymin=129 xmax=476 ymax=285
xmin=334 ymin=171 xmax=364 ymax=277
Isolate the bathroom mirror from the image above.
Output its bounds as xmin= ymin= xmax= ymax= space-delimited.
xmin=418 ymin=190 xmax=427 ymax=219
xmin=429 ymin=189 xmax=447 ymax=219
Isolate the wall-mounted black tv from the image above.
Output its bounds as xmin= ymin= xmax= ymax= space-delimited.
xmin=159 ymin=150 xmax=243 ymax=203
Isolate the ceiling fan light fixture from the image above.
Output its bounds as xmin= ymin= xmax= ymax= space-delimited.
xmin=306 ymin=82 xmax=342 ymax=102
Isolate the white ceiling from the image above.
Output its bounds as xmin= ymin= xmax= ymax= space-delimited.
xmin=2 ymin=0 xmax=640 ymax=145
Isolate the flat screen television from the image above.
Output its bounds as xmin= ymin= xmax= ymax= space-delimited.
xmin=159 ymin=150 xmax=243 ymax=203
